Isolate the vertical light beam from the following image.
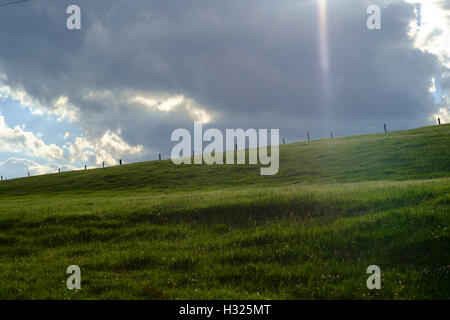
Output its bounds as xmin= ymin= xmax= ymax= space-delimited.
xmin=318 ymin=0 xmax=330 ymax=72
xmin=317 ymin=0 xmax=331 ymax=117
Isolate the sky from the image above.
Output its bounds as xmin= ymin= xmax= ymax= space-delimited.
xmin=0 ymin=0 xmax=448 ymax=179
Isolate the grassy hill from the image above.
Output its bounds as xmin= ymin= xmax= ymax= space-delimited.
xmin=1 ymin=124 xmax=449 ymax=194
xmin=0 ymin=125 xmax=449 ymax=299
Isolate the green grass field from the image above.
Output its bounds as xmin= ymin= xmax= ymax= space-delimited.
xmin=0 ymin=125 xmax=449 ymax=299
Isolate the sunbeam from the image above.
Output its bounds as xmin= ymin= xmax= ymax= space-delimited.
xmin=317 ymin=0 xmax=332 ymax=125
xmin=318 ymin=0 xmax=330 ymax=72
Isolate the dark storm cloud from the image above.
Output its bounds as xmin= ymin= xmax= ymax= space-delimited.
xmin=0 ymin=0 xmax=446 ymax=154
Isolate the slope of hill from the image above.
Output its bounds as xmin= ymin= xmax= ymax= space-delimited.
xmin=0 ymin=125 xmax=448 ymax=299
xmin=0 ymin=124 xmax=449 ymax=195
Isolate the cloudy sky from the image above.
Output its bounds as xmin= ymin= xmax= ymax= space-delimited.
xmin=0 ymin=0 xmax=448 ymax=178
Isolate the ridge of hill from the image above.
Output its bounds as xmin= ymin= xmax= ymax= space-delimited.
xmin=0 ymin=124 xmax=449 ymax=195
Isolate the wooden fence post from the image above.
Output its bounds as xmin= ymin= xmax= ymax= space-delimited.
xmin=283 ymin=138 xmax=285 ymax=145
xmin=159 ymin=153 xmax=161 ymax=161
xmin=330 ymin=132 xmax=333 ymax=138
xmin=438 ymin=118 xmax=441 ymax=125
xmin=85 ymin=165 xmax=87 ymax=170
xmin=307 ymin=131 xmax=310 ymax=141
xmin=384 ymin=124 xmax=387 ymax=133
xmin=58 ymin=168 xmax=60 ymax=173
xmin=119 ymin=159 xmax=122 ymax=165
xmin=103 ymin=161 xmax=105 ymax=168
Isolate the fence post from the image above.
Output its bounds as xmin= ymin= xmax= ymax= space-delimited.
xmin=282 ymin=138 xmax=285 ymax=145
xmin=330 ymin=132 xmax=333 ymax=138
xmin=85 ymin=165 xmax=87 ymax=170
xmin=159 ymin=153 xmax=161 ymax=161
xmin=1 ymin=176 xmax=2 ymax=181
xmin=58 ymin=168 xmax=60 ymax=173
xmin=28 ymin=172 xmax=30 ymax=177
xmin=307 ymin=131 xmax=310 ymax=141
xmin=119 ymin=159 xmax=122 ymax=165
xmin=438 ymin=117 xmax=441 ymax=125
xmin=103 ymin=161 xmax=105 ymax=168
xmin=384 ymin=124 xmax=387 ymax=133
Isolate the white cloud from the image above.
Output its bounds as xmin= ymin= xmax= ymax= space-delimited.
xmin=0 ymin=112 xmax=145 ymax=171
xmin=0 ymin=157 xmax=81 ymax=179
xmin=0 ymin=84 xmax=79 ymax=121
xmin=66 ymin=131 xmax=144 ymax=166
xmin=184 ymin=98 xmax=214 ymax=124
xmin=0 ymin=115 xmax=64 ymax=161
xmin=131 ymin=94 xmax=215 ymax=123
xmin=0 ymin=85 xmax=44 ymax=115
xmin=405 ymin=1 xmax=450 ymax=125
xmin=0 ymin=84 xmax=146 ymax=167
xmin=96 ymin=131 xmax=144 ymax=164
xmin=429 ymin=77 xmax=438 ymax=93
xmin=430 ymin=101 xmax=450 ymax=124
xmin=67 ymin=136 xmax=96 ymax=163
xmin=83 ymin=89 xmax=216 ymax=123
xmin=130 ymin=96 xmax=184 ymax=112
xmin=52 ymin=96 xmax=79 ymax=122
xmin=131 ymin=95 xmax=184 ymax=112
xmin=406 ymin=0 xmax=450 ymax=68
xmin=82 ymin=89 xmax=216 ymax=124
